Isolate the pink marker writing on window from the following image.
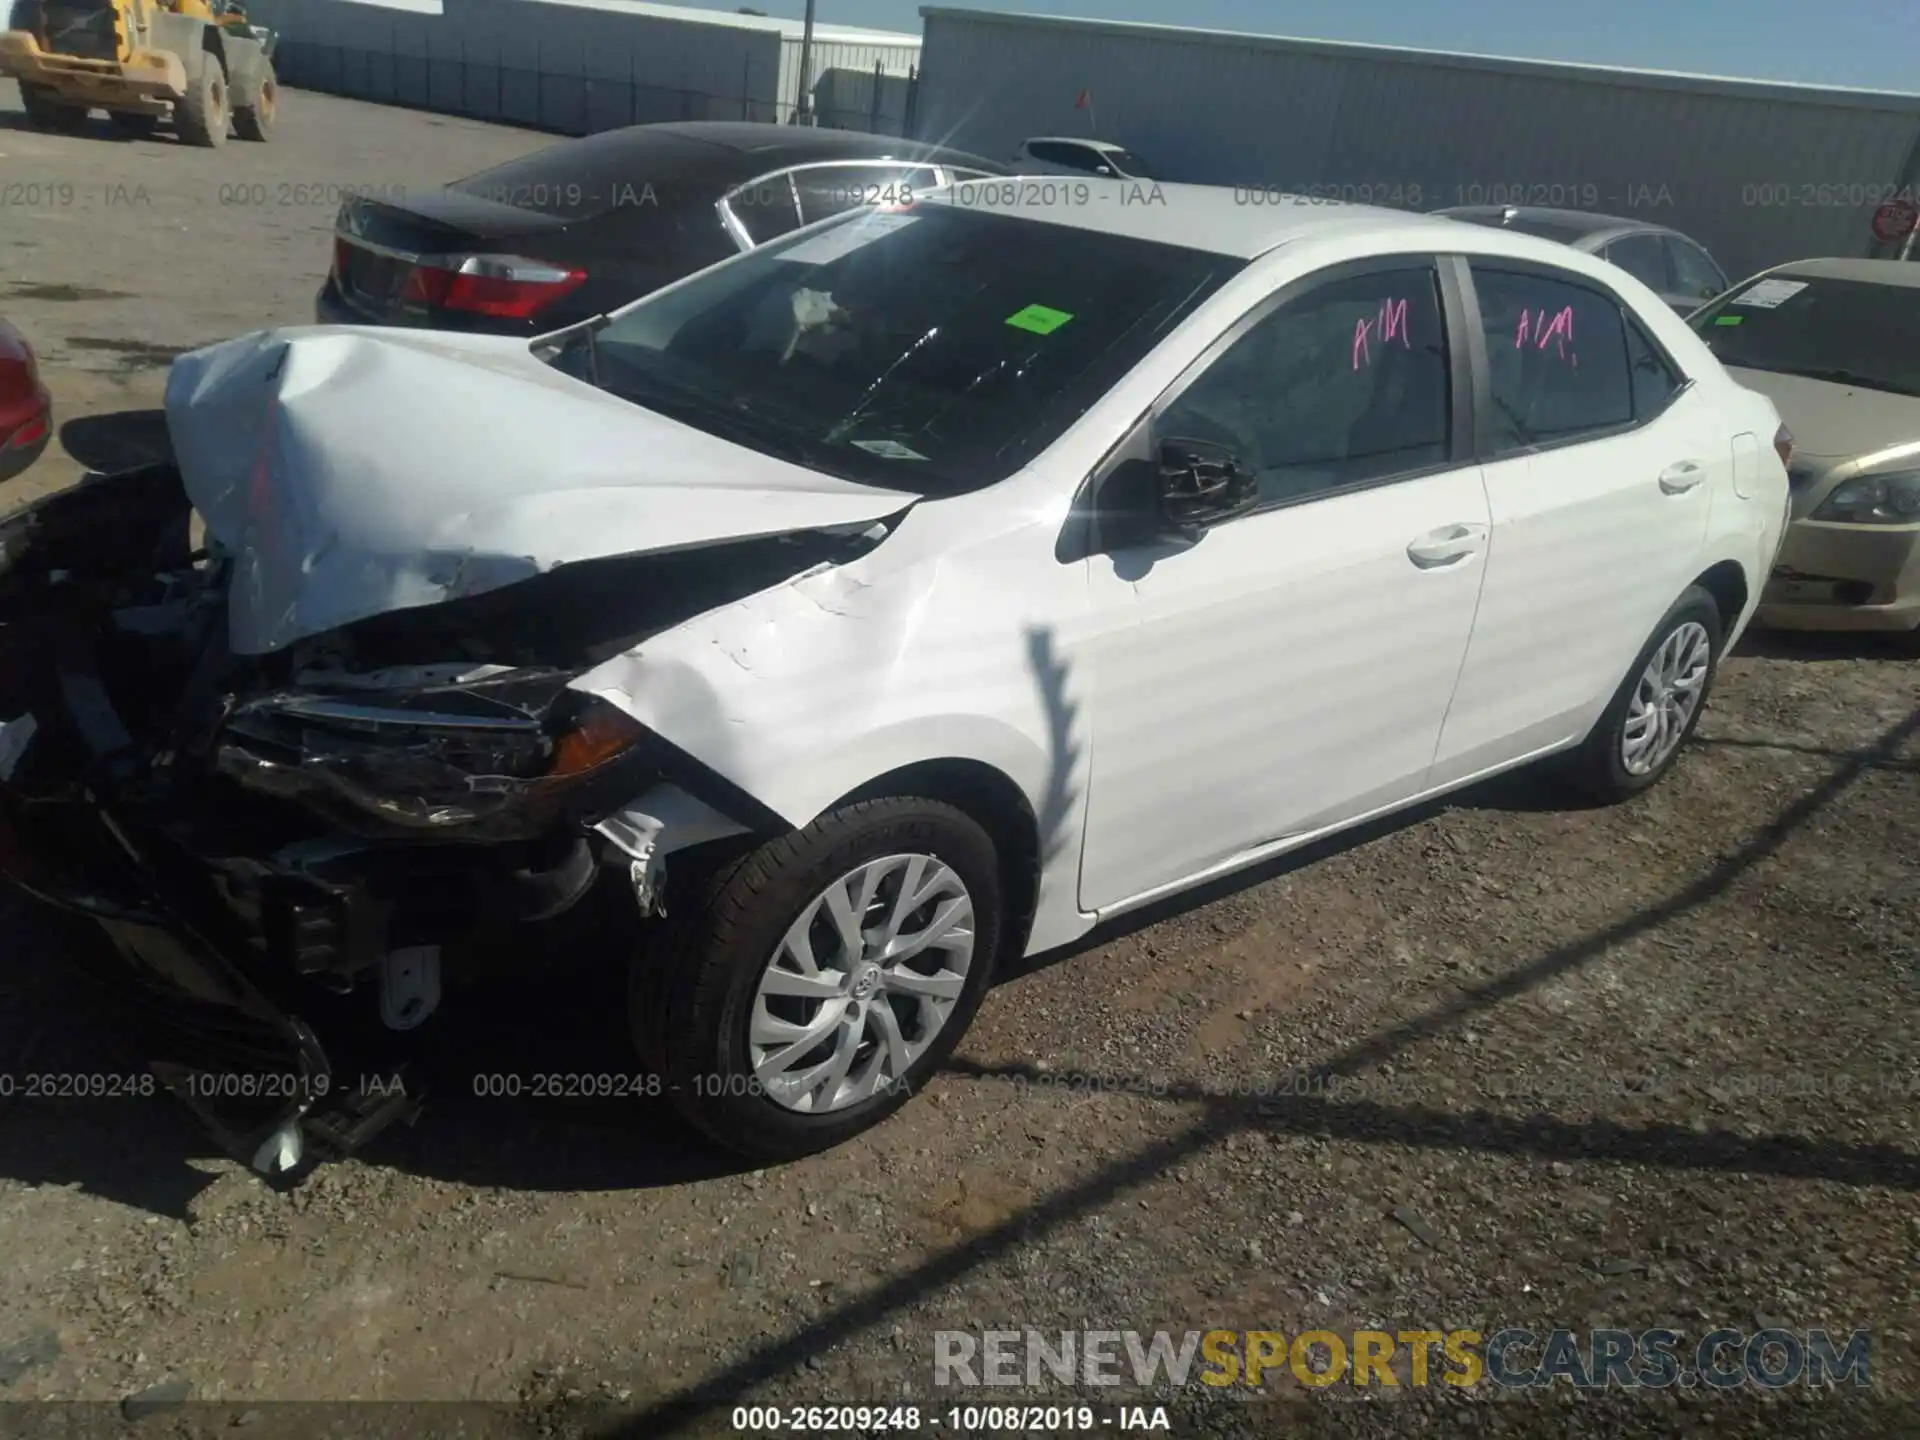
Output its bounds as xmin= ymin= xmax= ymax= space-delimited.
xmin=1352 ymin=297 xmax=1412 ymax=370
xmin=1513 ymin=305 xmax=1577 ymax=364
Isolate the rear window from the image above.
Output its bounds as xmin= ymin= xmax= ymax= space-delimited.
xmin=451 ymin=130 xmax=733 ymax=222
xmin=1690 ymin=275 xmax=1920 ymax=397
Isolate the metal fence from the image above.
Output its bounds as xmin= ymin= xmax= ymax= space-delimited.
xmin=273 ymin=31 xmax=920 ymax=137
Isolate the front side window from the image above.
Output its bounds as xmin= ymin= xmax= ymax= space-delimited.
xmin=559 ymin=205 xmax=1245 ymax=493
xmin=1471 ymin=267 xmax=1634 ymax=452
xmin=1665 ymin=238 xmax=1727 ymax=303
xmin=1156 ymin=265 xmax=1451 ymax=508
xmin=1688 ymin=274 xmax=1920 ymax=396
xmin=1604 ymin=233 xmax=1668 ymax=292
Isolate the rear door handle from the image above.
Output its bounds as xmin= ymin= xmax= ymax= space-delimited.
xmin=1659 ymin=460 xmax=1707 ymax=494
xmin=1406 ymin=523 xmax=1488 ymax=569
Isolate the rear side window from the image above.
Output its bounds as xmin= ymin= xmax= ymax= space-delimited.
xmin=1158 ymin=265 xmax=1451 ymax=506
xmin=725 ymin=176 xmax=802 ymax=245
xmin=1026 ymin=141 xmax=1105 ymax=173
xmin=1471 ymin=267 xmax=1634 ymax=452
xmin=793 ymin=164 xmax=942 ymax=224
xmin=1626 ymin=319 xmax=1683 ymax=418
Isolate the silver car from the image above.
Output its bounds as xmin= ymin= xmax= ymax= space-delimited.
xmin=1689 ymin=258 xmax=1920 ymax=634
xmin=1433 ymin=205 xmax=1729 ymax=316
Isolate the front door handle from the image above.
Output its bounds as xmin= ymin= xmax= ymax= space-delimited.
xmin=1659 ymin=460 xmax=1707 ymax=494
xmin=1406 ymin=523 xmax=1488 ymax=569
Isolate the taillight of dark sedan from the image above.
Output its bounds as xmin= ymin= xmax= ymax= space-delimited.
xmin=326 ymin=235 xmax=590 ymax=323
xmin=0 ymin=320 xmax=53 ymax=483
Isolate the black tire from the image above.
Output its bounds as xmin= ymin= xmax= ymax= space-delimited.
xmin=232 ymin=60 xmax=275 ymax=142
xmin=19 ymin=82 xmax=89 ymax=133
xmin=1565 ymin=585 xmax=1725 ymax=804
xmin=173 ymin=61 xmax=229 ymax=147
xmin=633 ymin=797 xmax=1004 ymax=1162
xmin=107 ymin=110 xmax=160 ymax=137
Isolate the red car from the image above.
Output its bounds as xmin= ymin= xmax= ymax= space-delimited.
xmin=0 ymin=320 xmax=52 ymax=483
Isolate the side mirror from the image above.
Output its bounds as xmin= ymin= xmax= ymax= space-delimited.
xmin=1155 ymin=436 xmax=1258 ymax=538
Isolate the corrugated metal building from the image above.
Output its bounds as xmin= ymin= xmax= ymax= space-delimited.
xmin=259 ymin=0 xmax=921 ymax=133
xmin=913 ymin=7 xmax=1920 ymax=281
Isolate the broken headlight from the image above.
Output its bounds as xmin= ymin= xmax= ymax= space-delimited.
xmin=216 ymin=675 xmax=650 ymax=839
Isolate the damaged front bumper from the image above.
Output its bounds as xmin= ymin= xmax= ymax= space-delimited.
xmin=0 ymin=465 xmax=769 ymax=1177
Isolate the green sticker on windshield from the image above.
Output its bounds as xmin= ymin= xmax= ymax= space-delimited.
xmin=1006 ymin=303 xmax=1075 ymax=335
xmin=1713 ymin=315 xmax=1744 ymax=326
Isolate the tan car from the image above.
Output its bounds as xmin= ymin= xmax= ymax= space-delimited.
xmin=1690 ymin=258 xmax=1920 ymax=633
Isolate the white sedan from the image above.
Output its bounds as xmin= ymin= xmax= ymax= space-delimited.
xmin=0 ymin=181 xmax=1790 ymax=1170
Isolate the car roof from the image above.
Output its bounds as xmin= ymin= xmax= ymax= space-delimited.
xmin=473 ymin=122 xmax=1005 ymax=192
xmin=1761 ymin=256 xmax=1920 ymax=287
xmin=1022 ymin=137 xmax=1129 ymax=151
xmin=1435 ymin=205 xmax=1665 ymax=239
xmin=921 ymin=180 xmax=1602 ymax=262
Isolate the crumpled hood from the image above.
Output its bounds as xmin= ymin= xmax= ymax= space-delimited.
xmin=164 ymin=327 xmax=919 ymax=655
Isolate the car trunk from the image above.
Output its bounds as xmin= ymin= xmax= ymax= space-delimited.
xmin=328 ymin=189 xmax=583 ymax=330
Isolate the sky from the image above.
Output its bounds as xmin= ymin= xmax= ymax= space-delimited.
xmin=679 ymin=0 xmax=1920 ymax=92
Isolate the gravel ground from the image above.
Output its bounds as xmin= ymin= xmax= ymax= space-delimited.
xmin=2 ymin=80 xmax=1918 ymax=1440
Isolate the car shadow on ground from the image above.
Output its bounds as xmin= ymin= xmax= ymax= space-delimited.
xmin=56 ymin=410 xmax=172 ymax=474
xmin=0 ymin=111 xmax=152 ymax=142
xmin=1732 ymin=626 xmax=1920 ymax=662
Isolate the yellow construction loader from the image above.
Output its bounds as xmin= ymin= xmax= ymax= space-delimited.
xmin=1 ymin=0 xmax=276 ymax=145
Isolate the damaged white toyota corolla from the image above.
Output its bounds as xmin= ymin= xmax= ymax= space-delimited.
xmin=0 ymin=186 xmax=1789 ymax=1174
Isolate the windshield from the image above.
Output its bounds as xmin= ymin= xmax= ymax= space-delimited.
xmin=1690 ymin=275 xmax=1920 ymax=397
xmin=557 ymin=204 xmax=1243 ymax=492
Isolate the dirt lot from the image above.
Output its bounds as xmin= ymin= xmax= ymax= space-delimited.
xmin=2 ymin=80 xmax=1918 ymax=1440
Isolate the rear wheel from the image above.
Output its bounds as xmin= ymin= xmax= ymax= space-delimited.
xmin=107 ymin=110 xmax=160 ymax=137
xmin=19 ymin=82 xmax=89 ymax=133
xmin=1565 ymin=585 xmax=1724 ymax=803
xmin=232 ymin=60 xmax=275 ymax=141
xmin=633 ymin=797 xmax=1003 ymax=1161
xmin=173 ymin=61 xmax=229 ymax=147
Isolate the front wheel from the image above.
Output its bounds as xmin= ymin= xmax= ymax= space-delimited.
xmin=20 ymin=83 xmax=89 ymax=133
xmin=633 ymin=797 xmax=1003 ymax=1161
xmin=173 ymin=62 xmax=229 ymax=147
xmin=232 ymin=59 xmax=275 ymax=141
xmin=1565 ymin=585 xmax=1724 ymax=803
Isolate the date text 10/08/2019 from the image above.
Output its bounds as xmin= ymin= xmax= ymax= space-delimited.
xmin=730 ymin=1406 xmax=1173 ymax=1432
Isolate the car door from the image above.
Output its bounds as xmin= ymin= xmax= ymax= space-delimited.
xmin=1076 ymin=258 xmax=1491 ymax=913
xmin=1428 ymin=260 xmax=1718 ymax=786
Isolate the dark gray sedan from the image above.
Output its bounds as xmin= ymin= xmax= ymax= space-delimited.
xmin=1432 ymin=205 xmax=1729 ymax=315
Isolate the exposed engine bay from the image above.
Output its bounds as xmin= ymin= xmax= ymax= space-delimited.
xmin=0 ymin=460 xmax=893 ymax=1178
